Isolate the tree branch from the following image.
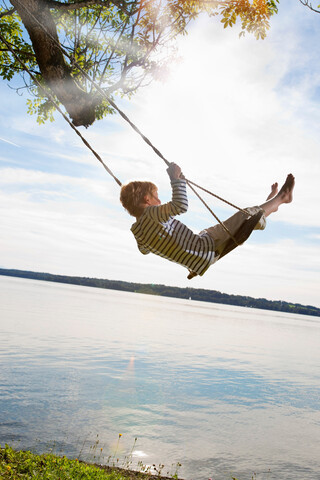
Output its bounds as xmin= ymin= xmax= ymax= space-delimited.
xmin=46 ymin=0 xmax=135 ymax=16
xmin=11 ymin=0 xmax=98 ymax=126
xmin=46 ymin=0 xmax=110 ymax=10
xmin=0 ymin=7 xmax=16 ymax=19
xmin=299 ymin=0 xmax=320 ymax=13
xmin=98 ymin=11 xmax=131 ymax=86
xmin=0 ymin=46 xmax=36 ymax=59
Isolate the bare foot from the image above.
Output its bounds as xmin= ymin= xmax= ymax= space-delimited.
xmin=266 ymin=182 xmax=278 ymax=200
xmin=260 ymin=174 xmax=295 ymax=217
xmin=278 ymin=173 xmax=295 ymax=203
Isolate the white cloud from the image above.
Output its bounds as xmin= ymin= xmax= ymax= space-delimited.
xmin=0 ymin=167 xmax=120 ymax=204
xmin=116 ymin=15 xmax=320 ymax=229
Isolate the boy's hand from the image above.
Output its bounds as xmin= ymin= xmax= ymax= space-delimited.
xmin=167 ymin=162 xmax=183 ymax=180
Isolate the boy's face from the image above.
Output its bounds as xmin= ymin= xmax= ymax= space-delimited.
xmin=145 ymin=188 xmax=161 ymax=206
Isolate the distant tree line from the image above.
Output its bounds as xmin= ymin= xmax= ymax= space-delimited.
xmin=0 ymin=268 xmax=319 ymax=317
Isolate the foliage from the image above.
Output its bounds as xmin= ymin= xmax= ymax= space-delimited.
xmin=0 ymin=0 xmax=279 ymax=125
xmin=0 ymin=8 xmax=34 ymax=81
xmin=0 ymin=444 xmax=127 ymax=480
xmin=1 ymin=267 xmax=319 ymax=316
xmin=0 ymin=443 xmax=183 ymax=480
xmin=219 ymin=0 xmax=279 ymax=39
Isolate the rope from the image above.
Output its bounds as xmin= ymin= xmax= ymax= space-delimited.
xmin=0 ymin=33 xmax=122 ymax=188
xmin=13 ymin=0 xmax=244 ymax=208
xmin=2 ymin=2 xmax=246 ymax=242
xmin=14 ymin=0 xmax=171 ymax=166
xmin=187 ymin=180 xmax=248 ymax=214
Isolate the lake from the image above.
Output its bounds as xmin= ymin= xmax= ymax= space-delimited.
xmin=0 ymin=275 xmax=319 ymax=480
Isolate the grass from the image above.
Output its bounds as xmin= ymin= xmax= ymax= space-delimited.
xmin=0 ymin=444 xmax=178 ymax=480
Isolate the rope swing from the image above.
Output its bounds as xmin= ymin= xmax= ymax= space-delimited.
xmin=1 ymin=0 xmax=252 ymax=243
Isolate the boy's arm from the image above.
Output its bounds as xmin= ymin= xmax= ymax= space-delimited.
xmin=148 ymin=163 xmax=188 ymax=222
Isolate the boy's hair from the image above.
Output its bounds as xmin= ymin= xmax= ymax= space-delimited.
xmin=120 ymin=181 xmax=157 ymax=217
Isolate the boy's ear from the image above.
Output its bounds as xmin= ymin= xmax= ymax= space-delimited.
xmin=143 ymin=194 xmax=150 ymax=205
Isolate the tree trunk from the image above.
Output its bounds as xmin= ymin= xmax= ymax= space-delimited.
xmin=10 ymin=0 xmax=97 ymax=126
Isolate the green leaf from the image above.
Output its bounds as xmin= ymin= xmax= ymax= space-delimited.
xmin=0 ymin=0 xmax=280 ymax=125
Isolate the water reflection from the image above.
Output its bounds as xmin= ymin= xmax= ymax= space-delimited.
xmin=1 ymin=276 xmax=320 ymax=479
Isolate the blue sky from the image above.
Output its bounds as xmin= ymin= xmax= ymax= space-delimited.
xmin=1 ymin=0 xmax=320 ymax=307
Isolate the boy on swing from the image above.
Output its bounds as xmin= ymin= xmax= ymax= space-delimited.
xmin=120 ymin=163 xmax=295 ymax=279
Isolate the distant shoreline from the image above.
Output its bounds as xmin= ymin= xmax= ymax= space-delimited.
xmin=1 ymin=267 xmax=319 ymax=317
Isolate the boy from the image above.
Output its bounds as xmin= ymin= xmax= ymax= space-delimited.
xmin=120 ymin=163 xmax=295 ymax=279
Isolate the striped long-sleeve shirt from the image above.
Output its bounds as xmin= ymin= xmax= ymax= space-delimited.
xmin=131 ymin=179 xmax=216 ymax=276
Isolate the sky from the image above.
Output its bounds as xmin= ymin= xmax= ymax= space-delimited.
xmin=0 ymin=0 xmax=320 ymax=307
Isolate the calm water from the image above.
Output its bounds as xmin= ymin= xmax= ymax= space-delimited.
xmin=0 ymin=276 xmax=319 ymax=480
